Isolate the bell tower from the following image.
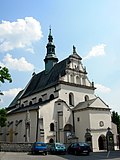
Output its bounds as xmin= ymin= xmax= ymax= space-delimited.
xmin=44 ymin=27 xmax=58 ymax=73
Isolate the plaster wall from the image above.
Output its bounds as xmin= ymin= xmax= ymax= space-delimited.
xmin=59 ymin=84 xmax=95 ymax=106
xmin=89 ymin=110 xmax=111 ymax=130
xmin=74 ymin=110 xmax=90 ymax=141
xmin=6 ymin=110 xmax=37 ymax=143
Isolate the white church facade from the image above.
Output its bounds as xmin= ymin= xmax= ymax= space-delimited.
xmin=0 ymin=29 xmax=118 ymax=152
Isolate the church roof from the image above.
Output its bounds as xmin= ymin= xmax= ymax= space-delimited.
xmin=74 ymin=97 xmax=110 ymax=111
xmin=7 ymin=98 xmax=53 ymax=114
xmin=74 ymin=98 xmax=97 ymax=110
xmin=8 ymin=57 xmax=70 ymax=108
xmin=21 ymin=57 xmax=69 ymax=98
xmin=8 ymin=90 xmax=23 ymax=108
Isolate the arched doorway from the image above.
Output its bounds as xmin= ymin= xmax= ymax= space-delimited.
xmin=49 ymin=138 xmax=54 ymax=143
xmin=98 ymin=135 xmax=106 ymax=150
xmin=64 ymin=124 xmax=73 ymax=143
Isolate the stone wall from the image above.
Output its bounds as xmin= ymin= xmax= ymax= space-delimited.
xmin=0 ymin=143 xmax=33 ymax=152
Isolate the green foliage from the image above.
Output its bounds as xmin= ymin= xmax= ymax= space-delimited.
xmin=0 ymin=66 xmax=11 ymax=126
xmin=0 ymin=108 xmax=7 ymax=127
xmin=112 ymin=111 xmax=120 ymax=133
xmin=0 ymin=66 xmax=12 ymax=95
xmin=0 ymin=66 xmax=12 ymax=83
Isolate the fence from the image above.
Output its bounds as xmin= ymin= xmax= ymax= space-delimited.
xmin=0 ymin=142 xmax=33 ymax=152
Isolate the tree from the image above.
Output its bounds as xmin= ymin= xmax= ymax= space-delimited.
xmin=0 ymin=108 xmax=7 ymax=127
xmin=112 ymin=111 xmax=120 ymax=133
xmin=0 ymin=66 xmax=12 ymax=83
xmin=0 ymin=66 xmax=12 ymax=127
xmin=0 ymin=66 xmax=12 ymax=95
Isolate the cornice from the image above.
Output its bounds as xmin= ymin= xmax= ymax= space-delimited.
xmin=59 ymin=80 xmax=96 ymax=90
xmin=74 ymin=106 xmax=111 ymax=112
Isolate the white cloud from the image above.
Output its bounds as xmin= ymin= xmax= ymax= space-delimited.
xmin=0 ymin=17 xmax=43 ymax=52
xmin=3 ymin=53 xmax=34 ymax=71
xmin=83 ymin=44 xmax=106 ymax=60
xmin=95 ymin=84 xmax=111 ymax=93
xmin=0 ymin=88 xmax=22 ymax=108
xmin=3 ymin=88 xmax=22 ymax=97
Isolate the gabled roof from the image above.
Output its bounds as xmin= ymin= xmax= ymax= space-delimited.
xmin=21 ymin=57 xmax=69 ymax=98
xmin=74 ymin=97 xmax=110 ymax=111
xmin=69 ymin=52 xmax=82 ymax=60
xmin=55 ymin=98 xmax=72 ymax=111
xmin=8 ymin=90 xmax=23 ymax=108
xmin=8 ymin=57 xmax=70 ymax=108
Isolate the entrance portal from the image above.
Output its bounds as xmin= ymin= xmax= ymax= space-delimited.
xmin=98 ymin=135 xmax=106 ymax=150
xmin=64 ymin=124 xmax=73 ymax=143
xmin=49 ymin=138 xmax=54 ymax=143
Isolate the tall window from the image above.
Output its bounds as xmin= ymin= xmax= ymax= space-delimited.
xmin=50 ymin=123 xmax=54 ymax=131
xmin=76 ymin=76 xmax=80 ymax=84
xmin=85 ymin=95 xmax=89 ymax=101
xmin=70 ymin=74 xmax=74 ymax=83
xmin=29 ymin=101 xmax=32 ymax=105
xmin=39 ymin=98 xmax=42 ymax=103
xmin=49 ymin=94 xmax=54 ymax=100
xmin=69 ymin=92 xmax=74 ymax=106
xmin=82 ymin=77 xmax=86 ymax=85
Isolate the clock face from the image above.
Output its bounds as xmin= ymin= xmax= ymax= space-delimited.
xmin=99 ymin=121 xmax=104 ymax=127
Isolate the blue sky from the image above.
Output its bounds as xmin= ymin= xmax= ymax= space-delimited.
xmin=0 ymin=0 xmax=120 ymax=114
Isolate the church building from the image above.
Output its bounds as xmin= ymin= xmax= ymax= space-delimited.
xmin=0 ymin=29 xmax=118 ymax=151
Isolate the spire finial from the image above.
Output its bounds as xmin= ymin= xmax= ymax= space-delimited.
xmin=73 ymin=45 xmax=76 ymax=54
xmin=48 ymin=25 xmax=53 ymax=43
xmin=49 ymin=25 xmax=51 ymax=35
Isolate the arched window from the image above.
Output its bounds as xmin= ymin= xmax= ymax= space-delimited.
xmin=82 ymin=77 xmax=86 ymax=85
xmin=21 ymin=104 xmax=24 ymax=107
xmin=29 ymin=101 xmax=32 ymax=105
xmin=69 ymin=92 xmax=74 ymax=106
xmin=49 ymin=94 xmax=54 ymax=100
xmin=70 ymin=74 xmax=74 ymax=83
xmin=85 ymin=95 xmax=89 ymax=101
xmin=76 ymin=76 xmax=80 ymax=84
xmin=39 ymin=98 xmax=42 ymax=103
xmin=50 ymin=123 xmax=54 ymax=131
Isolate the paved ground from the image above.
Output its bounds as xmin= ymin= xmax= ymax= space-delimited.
xmin=0 ymin=151 xmax=120 ymax=160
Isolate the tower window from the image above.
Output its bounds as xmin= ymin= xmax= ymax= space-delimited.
xmin=49 ymin=48 xmax=51 ymax=52
xmin=82 ymin=77 xmax=86 ymax=85
xmin=76 ymin=76 xmax=80 ymax=84
xmin=50 ymin=123 xmax=54 ymax=131
xmin=52 ymin=48 xmax=54 ymax=52
xmin=69 ymin=92 xmax=74 ymax=106
xmin=70 ymin=74 xmax=74 ymax=83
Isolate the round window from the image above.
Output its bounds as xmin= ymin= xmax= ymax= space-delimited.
xmin=99 ymin=121 xmax=104 ymax=127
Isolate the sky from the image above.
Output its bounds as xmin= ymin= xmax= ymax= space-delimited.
xmin=0 ymin=0 xmax=120 ymax=114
